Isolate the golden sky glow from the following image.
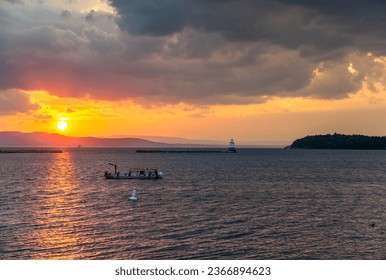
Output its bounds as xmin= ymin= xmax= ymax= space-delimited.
xmin=1 ymin=82 xmax=386 ymax=145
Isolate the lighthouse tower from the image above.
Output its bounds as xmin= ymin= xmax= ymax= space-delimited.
xmin=228 ymin=139 xmax=237 ymax=152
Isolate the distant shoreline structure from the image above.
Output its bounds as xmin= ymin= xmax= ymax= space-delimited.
xmin=0 ymin=149 xmax=63 ymax=153
xmin=137 ymin=139 xmax=238 ymax=153
xmin=136 ymin=150 xmax=224 ymax=153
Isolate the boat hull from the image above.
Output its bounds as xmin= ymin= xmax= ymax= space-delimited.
xmin=104 ymin=169 xmax=163 ymax=179
xmin=105 ymin=173 xmax=161 ymax=179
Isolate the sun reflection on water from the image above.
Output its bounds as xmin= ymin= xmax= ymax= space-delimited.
xmin=30 ymin=152 xmax=90 ymax=259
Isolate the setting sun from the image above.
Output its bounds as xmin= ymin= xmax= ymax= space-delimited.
xmin=57 ymin=120 xmax=68 ymax=131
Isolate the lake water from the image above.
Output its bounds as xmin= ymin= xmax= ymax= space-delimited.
xmin=0 ymin=148 xmax=385 ymax=259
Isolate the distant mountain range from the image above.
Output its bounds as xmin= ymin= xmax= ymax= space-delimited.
xmin=110 ymin=134 xmax=224 ymax=145
xmin=0 ymin=131 xmax=175 ymax=147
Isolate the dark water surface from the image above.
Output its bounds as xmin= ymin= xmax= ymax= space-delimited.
xmin=0 ymin=148 xmax=385 ymax=259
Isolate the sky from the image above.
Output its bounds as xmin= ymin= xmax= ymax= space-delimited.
xmin=1 ymin=0 xmax=386 ymax=145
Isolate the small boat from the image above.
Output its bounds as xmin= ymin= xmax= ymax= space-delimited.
xmin=104 ymin=163 xmax=163 ymax=179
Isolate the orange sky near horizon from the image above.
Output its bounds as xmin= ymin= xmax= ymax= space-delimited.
xmin=1 ymin=82 xmax=386 ymax=145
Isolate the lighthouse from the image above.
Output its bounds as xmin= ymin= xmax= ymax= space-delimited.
xmin=228 ymin=138 xmax=237 ymax=152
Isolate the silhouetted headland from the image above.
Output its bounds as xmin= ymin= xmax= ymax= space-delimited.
xmin=287 ymin=133 xmax=386 ymax=150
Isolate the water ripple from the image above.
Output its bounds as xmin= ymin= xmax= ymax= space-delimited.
xmin=1 ymin=149 xmax=386 ymax=259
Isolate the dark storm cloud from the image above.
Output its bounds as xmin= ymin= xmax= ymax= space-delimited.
xmin=1 ymin=0 xmax=386 ymax=107
xmin=110 ymin=0 xmax=309 ymax=43
xmin=278 ymin=0 xmax=386 ymax=15
xmin=90 ymin=0 xmax=386 ymax=104
xmin=109 ymin=0 xmax=386 ymax=55
xmin=109 ymin=0 xmax=193 ymax=36
xmin=278 ymin=0 xmax=386 ymax=51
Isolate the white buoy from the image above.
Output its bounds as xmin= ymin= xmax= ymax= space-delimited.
xmin=129 ymin=188 xmax=137 ymax=201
